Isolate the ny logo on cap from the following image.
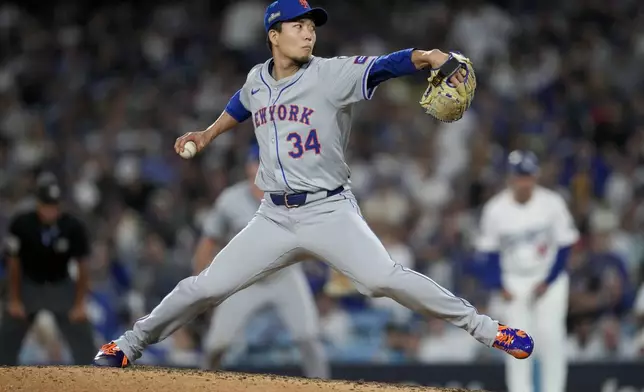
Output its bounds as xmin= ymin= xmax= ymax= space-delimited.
xmin=299 ymin=0 xmax=309 ymax=8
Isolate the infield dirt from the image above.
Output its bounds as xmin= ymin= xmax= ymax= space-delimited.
xmin=0 ymin=366 xmax=490 ymax=392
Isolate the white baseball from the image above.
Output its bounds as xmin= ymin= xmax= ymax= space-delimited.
xmin=179 ymin=141 xmax=197 ymax=159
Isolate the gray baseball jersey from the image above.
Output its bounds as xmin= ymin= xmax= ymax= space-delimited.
xmin=239 ymin=56 xmax=378 ymax=193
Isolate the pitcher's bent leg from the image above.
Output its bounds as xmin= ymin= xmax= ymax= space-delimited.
xmin=298 ymin=195 xmax=498 ymax=347
xmin=114 ymin=213 xmax=297 ymax=361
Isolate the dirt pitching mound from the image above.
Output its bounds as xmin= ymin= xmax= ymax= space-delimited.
xmin=0 ymin=366 xmax=487 ymax=392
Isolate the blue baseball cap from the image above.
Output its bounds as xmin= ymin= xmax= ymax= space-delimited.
xmin=508 ymin=150 xmax=540 ymax=176
xmin=247 ymin=144 xmax=260 ymax=163
xmin=264 ymin=0 xmax=328 ymax=33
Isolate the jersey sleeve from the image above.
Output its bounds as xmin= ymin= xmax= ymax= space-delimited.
xmin=319 ymin=56 xmax=379 ymax=107
xmin=202 ymin=197 xmax=228 ymax=241
xmin=225 ymin=90 xmax=251 ymax=123
xmin=70 ymin=218 xmax=91 ymax=260
xmin=476 ymin=203 xmax=501 ymax=252
xmin=552 ymin=195 xmax=579 ymax=247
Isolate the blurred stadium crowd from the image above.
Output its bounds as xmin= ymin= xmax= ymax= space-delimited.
xmin=1 ymin=0 xmax=644 ymax=368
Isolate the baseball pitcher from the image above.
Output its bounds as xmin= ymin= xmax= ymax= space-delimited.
xmin=195 ymin=145 xmax=329 ymax=378
xmin=94 ymin=0 xmax=534 ymax=368
xmin=476 ymin=150 xmax=579 ymax=392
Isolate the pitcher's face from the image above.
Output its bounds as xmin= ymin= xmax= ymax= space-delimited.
xmin=272 ymin=18 xmax=316 ymax=63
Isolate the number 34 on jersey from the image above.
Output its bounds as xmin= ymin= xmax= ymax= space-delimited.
xmin=253 ymin=103 xmax=321 ymax=159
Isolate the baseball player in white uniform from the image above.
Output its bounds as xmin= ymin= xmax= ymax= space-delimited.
xmin=194 ymin=145 xmax=329 ymax=378
xmin=94 ymin=0 xmax=534 ymax=369
xmin=476 ymin=150 xmax=579 ymax=392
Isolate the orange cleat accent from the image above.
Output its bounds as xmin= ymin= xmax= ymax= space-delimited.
xmin=493 ymin=324 xmax=534 ymax=359
xmin=93 ymin=342 xmax=130 ymax=368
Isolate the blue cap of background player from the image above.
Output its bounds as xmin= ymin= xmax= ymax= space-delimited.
xmin=508 ymin=150 xmax=540 ymax=176
xmin=247 ymin=144 xmax=260 ymax=163
xmin=264 ymin=0 xmax=328 ymax=33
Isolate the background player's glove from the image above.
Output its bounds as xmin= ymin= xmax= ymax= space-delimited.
xmin=419 ymin=52 xmax=477 ymax=123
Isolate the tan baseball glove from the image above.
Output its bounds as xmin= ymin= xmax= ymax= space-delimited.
xmin=419 ymin=52 xmax=477 ymax=123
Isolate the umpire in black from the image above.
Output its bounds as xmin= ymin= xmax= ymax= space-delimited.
xmin=0 ymin=173 xmax=96 ymax=365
